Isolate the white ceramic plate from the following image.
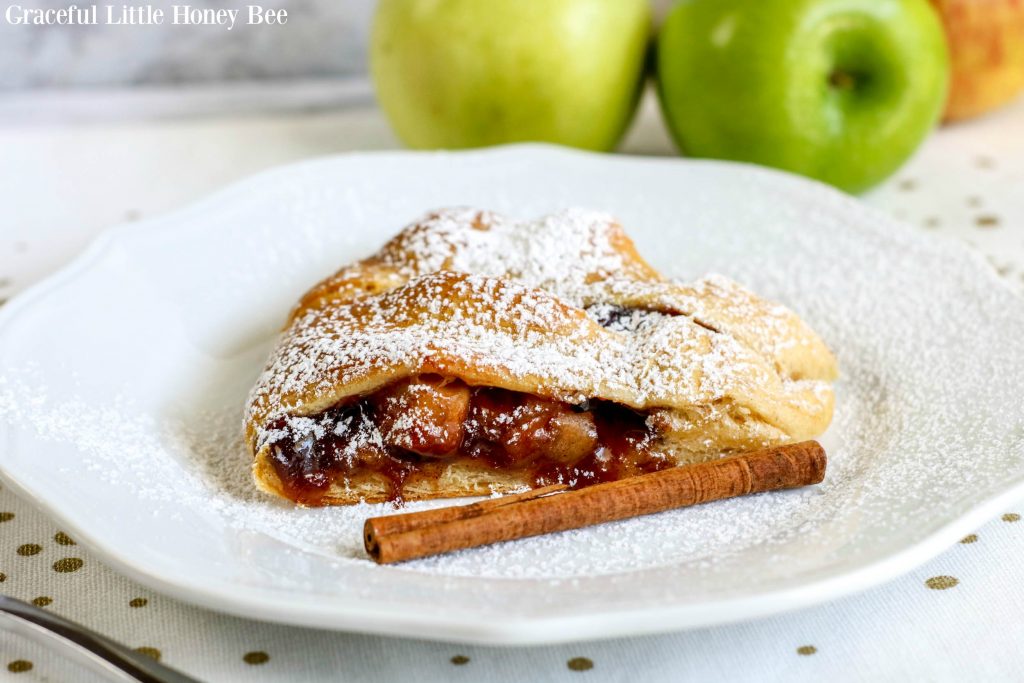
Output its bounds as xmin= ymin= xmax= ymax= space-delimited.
xmin=1 ymin=145 xmax=1023 ymax=645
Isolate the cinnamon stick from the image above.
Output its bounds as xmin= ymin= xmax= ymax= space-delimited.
xmin=364 ymin=440 xmax=826 ymax=564
xmin=364 ymin=483 xmax=568 ymax=539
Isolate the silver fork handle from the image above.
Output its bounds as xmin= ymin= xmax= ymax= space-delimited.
xmin=0 ymin=595 xmax=202 ymax=683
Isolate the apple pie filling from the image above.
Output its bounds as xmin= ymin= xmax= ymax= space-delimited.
xmin=264 ymin=374 xmax=670 ymax=505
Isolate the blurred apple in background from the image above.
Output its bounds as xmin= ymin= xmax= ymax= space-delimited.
xmin=656 ymin=0 xmax=949 ymax=193
xmin=929 ymin=0 xmax=1024 ymax=122
xmin=370 ymin=0 xmax=650 ymax=151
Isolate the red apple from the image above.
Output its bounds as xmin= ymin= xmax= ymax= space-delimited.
xmin=929 ymin=0 xmax=1024 ymax=121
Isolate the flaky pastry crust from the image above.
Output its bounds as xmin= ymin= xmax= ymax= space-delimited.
xmin=245 ymin=208 xmax=837 ymax=505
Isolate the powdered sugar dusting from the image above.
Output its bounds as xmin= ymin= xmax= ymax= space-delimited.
xmin=383 ymin=207 xmax=635 ymax=306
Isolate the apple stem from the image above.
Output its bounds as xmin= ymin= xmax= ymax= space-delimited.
xmin=828 ymin=70 xmax=856 ymax=91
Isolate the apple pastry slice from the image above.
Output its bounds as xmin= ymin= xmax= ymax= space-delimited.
xmin=245 ymin=209 xmax=837 ymax=505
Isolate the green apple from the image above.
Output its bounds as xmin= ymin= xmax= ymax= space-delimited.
xmin=656 ymin=0 xmax=949 ymax=193
xmin=371 ymin=0 xmax=650 ymax=151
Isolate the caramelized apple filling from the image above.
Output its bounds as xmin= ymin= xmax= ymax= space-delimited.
xmin=265 ymin=375 xmax=668 ymax=504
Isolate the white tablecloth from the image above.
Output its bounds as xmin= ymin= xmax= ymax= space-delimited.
xmin=1 ymin=90 xmax=1023 ymax=682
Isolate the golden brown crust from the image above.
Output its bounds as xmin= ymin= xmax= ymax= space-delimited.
xmin=253 ymin=451 xmax=534 ymax=505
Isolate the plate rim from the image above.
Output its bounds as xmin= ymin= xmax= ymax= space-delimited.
xmin=1 ymin=143 xmax=1021 ymax=645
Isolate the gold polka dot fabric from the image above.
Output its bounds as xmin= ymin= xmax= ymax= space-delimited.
xmin=52 ymin=532 xmax=75 ymax=546
xmin=51 ymin=557 xmax=83 ymax=573
xmin=567 ymin=657 xmax=593 ymax=671
xmin=7 ymin=659 xmax=32 ymax=673
xmin=925 ymin=576 xmax=959 ymax=591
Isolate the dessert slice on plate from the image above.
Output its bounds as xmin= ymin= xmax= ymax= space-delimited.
xmin=244 ymin=208 xmax=838 ymax=505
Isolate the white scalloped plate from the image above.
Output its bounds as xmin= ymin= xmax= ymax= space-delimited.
xmin=1 ymin=145 xmax=1022 ymax=645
